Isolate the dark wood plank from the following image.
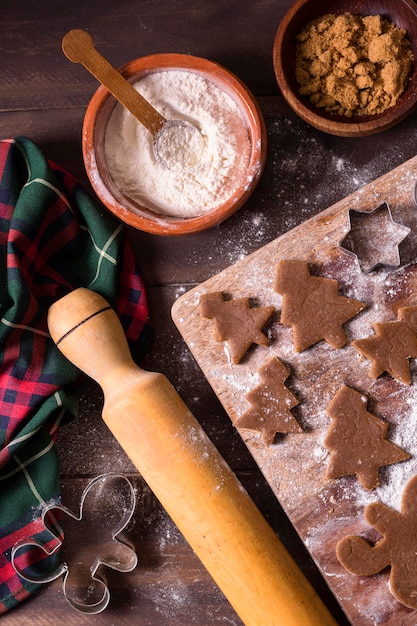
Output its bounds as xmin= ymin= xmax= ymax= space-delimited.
xmin=1 ymin=0 xmax=283 ymax=111
xmin=3 ymin=0 xmax=417 ymax=623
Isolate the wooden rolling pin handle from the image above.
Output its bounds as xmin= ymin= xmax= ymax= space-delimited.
xmin=47 ymin=288 xmax=338 ymax=626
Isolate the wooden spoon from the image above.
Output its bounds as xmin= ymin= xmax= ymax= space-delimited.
xmin=62 ymin=29 xmax=203 ymax=169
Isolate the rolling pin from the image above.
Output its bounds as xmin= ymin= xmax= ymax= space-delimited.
xmin=47 ymin=287 xmax=338 ymax=626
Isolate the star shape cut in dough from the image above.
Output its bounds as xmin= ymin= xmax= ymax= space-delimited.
xmin=339 ymin=203 xmax=410 ymax=273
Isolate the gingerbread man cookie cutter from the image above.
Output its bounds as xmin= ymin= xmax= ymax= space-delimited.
xmin=338 ymin=202 xmax=411 ymax=273
xmin=11 ymin=473 xmax=137 ymax=614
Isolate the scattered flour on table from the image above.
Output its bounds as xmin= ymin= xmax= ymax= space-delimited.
xmin=104 ymin=69 xmax=252 ymax=217
xmin=265 ymin=114 xmax=411 ymax=225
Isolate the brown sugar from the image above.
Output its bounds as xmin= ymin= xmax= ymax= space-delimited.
xmin=295 ymin=13 xmax=414 ymax=117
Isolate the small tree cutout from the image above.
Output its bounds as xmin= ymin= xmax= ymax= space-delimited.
xmin=325 ymin=384 xmax=410 ymax=489
xmin=235 ymin=357 xmax=302 ymax=444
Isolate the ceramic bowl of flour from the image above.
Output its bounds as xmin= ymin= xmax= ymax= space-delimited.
xmin=82 ymin=53 xmax=267 ymax=235
xmin=273 ymin=0 xmax=417 ymax=137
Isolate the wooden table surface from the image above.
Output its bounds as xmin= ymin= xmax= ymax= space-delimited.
xmin=3 ymin=1 xmax=417 ymax=624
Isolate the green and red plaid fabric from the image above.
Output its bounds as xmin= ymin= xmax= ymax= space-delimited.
xmin=0 ymin=137 xmax=151 ymax=613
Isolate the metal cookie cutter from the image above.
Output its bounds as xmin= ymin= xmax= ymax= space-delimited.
xmin=338 ymin=202 xmax=411 ymax=273
xmin=12 ymin=473 xmax=137 ymax=614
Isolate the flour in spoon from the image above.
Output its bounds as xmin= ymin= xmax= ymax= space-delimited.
xmin=104 ymin=69 xmax=252 ymax=218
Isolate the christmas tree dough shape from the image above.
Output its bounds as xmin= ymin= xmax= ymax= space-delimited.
xmin=199 ymin=292 xmax=274 ymax=364
xmin=325 ymin=384 xmax=410 ymax=490
xmin=352 ymin=305 xmax=417 ymax=385
xmin=235 ymin=357 xmax=302 ymax=444
xmin=275 ymin=259 xmax=366 ymax=352
xmin=337 ymin=474 xmax=417 ymax=609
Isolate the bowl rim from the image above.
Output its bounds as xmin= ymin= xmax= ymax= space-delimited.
xmin=82 ymin=52 xmax=267 ymax=235
xmin=273 ymin=0 xmax=417 ymax=137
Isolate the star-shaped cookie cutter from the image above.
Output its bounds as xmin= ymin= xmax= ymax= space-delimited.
xmin=338 ymin=202 xmax=411 ymax=273
xmin=12 ymin=473 xmax=137 ymax=614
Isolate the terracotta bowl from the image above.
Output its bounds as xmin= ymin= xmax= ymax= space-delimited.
xmin=273 ymin=0 xmax=417 ymax=137
xmin=82 ymin=53 xmax=267 ymax=235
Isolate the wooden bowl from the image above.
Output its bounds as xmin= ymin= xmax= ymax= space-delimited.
xmin=273 ymin=0 xmax=417 ymax=137
xmin=82 ymin=53 xmax=266 ymax=235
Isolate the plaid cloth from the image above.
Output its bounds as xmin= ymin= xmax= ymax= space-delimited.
xmin=0 ymin=137 xmax=151 ymax=613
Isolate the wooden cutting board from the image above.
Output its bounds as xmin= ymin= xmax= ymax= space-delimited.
xmin=171 ymin=155 xmax=417 ymax=626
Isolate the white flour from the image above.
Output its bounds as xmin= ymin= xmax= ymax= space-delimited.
xmin=104 ymin=69 xmax=252 ymax=218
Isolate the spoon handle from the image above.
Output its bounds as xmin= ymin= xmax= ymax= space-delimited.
xmin=62 ymin=29 xmax=165 ymax=136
